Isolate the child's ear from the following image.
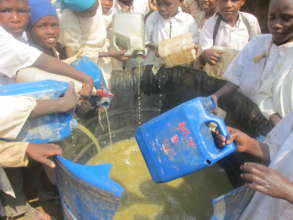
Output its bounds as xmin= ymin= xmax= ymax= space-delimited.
xmin=240 ymin=0 xmax=246 ymax=7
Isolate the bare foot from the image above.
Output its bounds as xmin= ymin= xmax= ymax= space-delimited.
xmin=59 ymin=82 xmax=79 ymax=112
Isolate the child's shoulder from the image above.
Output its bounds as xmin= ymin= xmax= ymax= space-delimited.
xmin=239 ymin=11 xmax=259 ymax=23
xmin=146 ymin=10 xmax=160 ymax=23
xmin=176 ymin=9 xmax=196 ymax=22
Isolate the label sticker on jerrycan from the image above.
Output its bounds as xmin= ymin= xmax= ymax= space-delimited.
xmin=135 ymin=97 xmax=236 ymax=183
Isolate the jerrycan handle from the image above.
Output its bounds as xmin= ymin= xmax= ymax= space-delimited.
xmin=203 ymin=117 xmax=236 ymax=161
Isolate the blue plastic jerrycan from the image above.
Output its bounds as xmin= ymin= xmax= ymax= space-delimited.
xmin=56 ymin=156 xmax=124 ymax=220
xmin=135 ymin=97 xmax=236 ymax=183
xmin=71 ymin=56 xmax=113 ymax=107
xmin=0 ymin=80 xmax=76 ymax=144
xmin=71 ymin=56 xmax=106 ymax=90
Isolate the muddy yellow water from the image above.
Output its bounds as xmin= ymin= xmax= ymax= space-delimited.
xmin=88 ymin=138 xmax=233 ymax=220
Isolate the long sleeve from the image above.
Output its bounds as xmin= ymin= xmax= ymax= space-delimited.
xmin=0 ymin=141 xmax=29 ymax=167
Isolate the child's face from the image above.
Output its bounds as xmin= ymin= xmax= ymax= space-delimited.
xmin=218 ymin=0 xmax=245 ymax=22
xmin=268 ymin=0 xmax=293 ymax=45
xmin=0 ymin=0 xmax=29 ymax=37
xmin=76 ymin=1 xmax=98 ymax=17
xmin=118 ymin=0 xmax=133 ymax=5
xmin=198 ymin=0 xmax=217 ymax=13
xmin=101 ymin=0 xmax=113 ymax=14
xmin=30 ymin=16 xmax=60 ymax=49
xmin=157 ymin=0 xmax=181 ymax=19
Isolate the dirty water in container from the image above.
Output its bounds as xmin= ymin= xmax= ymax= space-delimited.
xmin=59 ymin=67 xmax=234 ymax=220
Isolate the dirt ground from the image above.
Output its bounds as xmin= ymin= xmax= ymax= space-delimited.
xmin=15 ymin=199 xmax=63 ymax=220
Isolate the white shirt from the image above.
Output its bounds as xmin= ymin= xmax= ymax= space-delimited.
xmin=225 ymin=34 xmax=293 ymax=119
xmin=144 ymin=10 xmax=199 ymax=65
xmin=240 ymin=112 xmax=293 ymax=220
xmin=0 ymin=27 xmax=42 ymax=79
xmin=59 ymin=1 xmax=112 ymax=84
xmin=199 ymin=12 xmax=261 ymax=51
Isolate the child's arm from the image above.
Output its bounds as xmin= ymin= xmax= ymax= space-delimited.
xmin=98 ymin=50 xmax=129 ymax=61
xmin=217 ymin=127 xmax=270 ymax=161
xmin=211 ymin=81 xmax=239 ymax=104
xmin=30 ymin=82 xmax=78 ymax=118
xmin=33 ymin=54 xmax=94 ymax=96
xmin=0 ymin=141 xmax=61 ymax=168
xmin=241 ymin=162 xmax=293 ymax=204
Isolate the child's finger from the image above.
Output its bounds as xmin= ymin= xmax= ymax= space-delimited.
xmin=245 ymin=182 xmax=269 ymax=194
xmin=38 ymin=157 xmax=56 ymax=168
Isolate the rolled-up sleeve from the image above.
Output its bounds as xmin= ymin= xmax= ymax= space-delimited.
xmin=0 ymin=96 xmax=36 ymax=139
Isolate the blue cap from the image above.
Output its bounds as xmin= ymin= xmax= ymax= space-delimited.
xmin=60 ymin=0 xmax=96 ymax=11
xmin=28 ymin=0 xmax=58 ymax=30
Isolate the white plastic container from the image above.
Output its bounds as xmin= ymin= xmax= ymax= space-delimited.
xmin=112 ymin=13 xmax=145 ymax=57
xmin=158 ymin=33 xmax=198 ymax=68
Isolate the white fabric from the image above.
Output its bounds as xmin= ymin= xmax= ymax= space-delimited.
xmin=113 ymin=0 xmax=149 ymax=15
xmin=16 ymin=67 xmax=83 ymax=92
xmin=102 ymin=0 xmax=117 ymax=28
xmin=59 ymin=0 xmax=112 ymax=84
xmin=0 ymin=27 xmax=42 ymax=79
xmin=225 ymin=34 xmax=293 ymax=119
xmin=199 ymin=12 xmax=261 ymax=51
xmin=144 ymin=9 xmax=199 ymax=65
xmin=240 ymin=112 xmax=293 ymax=220
xmin=0 ymin=96 xmax=36 ymax=140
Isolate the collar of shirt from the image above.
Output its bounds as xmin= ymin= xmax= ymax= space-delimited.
xmin=157 ymin=7 xmax=186 ymax=23
xmin=216 ymin=11 xmax=244 ymax=30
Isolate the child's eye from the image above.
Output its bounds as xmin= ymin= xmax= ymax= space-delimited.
xmin=280 ymin=14 xmax=293 ymax=22
xmin=0 ymin=8 xmax=12 ymax=13
xmin=17 ymin=9 xmax=29 ymax=14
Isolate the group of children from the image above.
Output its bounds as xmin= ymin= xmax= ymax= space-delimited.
xmin=0 ymin=0 xmax=292 ymax=219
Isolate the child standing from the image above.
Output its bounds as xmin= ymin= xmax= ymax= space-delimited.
xmin=213 ymin=0 xmax=293 ymax=126
xmin=142 ymin=0 xmax=199 ymax=111
xmin=59 ymin=0 xmax=125 ymax=86
xmin=200 ymin=0 xmax=261 ymax=65
xmin=144 ymin=0 xmax=198 ymax=66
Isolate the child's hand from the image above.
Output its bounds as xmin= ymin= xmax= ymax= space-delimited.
xmin=216 ymin=127 xmax=258 ymax=153
xmin=269 ymin=113 xmax=282 ymax=126
xmin=26 ymin=143 xmax=62 ymax=168
xmin=202 ymin=49 xmax=223 ymax=65
xmin=80 ymin=76 xmax=94 ymax=97
xmin=241 ymin=162 xmax=293 ymax=202
xmin=111 ymin=50 xmax=129 ymax=61
xmin=60 ymin=82 xmax=79 ymax=112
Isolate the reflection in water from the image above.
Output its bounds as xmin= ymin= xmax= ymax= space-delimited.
xmin=88 ymin=138 xmax=233 ymax=220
